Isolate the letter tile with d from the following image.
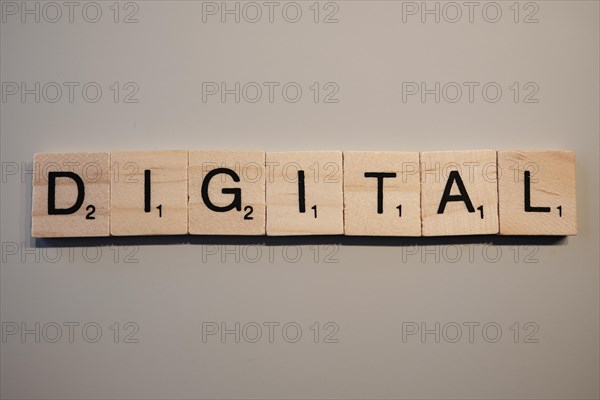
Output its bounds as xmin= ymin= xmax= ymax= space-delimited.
xmin=32 ymin=152 xmax=110 ymax=237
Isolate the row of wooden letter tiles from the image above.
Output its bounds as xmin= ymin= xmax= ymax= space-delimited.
xmin=31 ymin=150 xmax=577 ymax=238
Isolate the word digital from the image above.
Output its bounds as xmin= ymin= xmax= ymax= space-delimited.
xmin=31 ymin=150 xmax=577 ymax=238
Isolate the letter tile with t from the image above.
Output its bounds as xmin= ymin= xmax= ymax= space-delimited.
xmin=343 ymin=151 xmax=421 ymax=236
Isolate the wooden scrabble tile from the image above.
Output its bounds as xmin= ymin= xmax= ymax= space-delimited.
xmin=32 ymin=152 xmax=110 ymax=237
xmin=110 ymin=150 xmax=188 ymax=236
xmin=188 ymin=151 xmax=265 ymax=235
xmin=343 ymin=151 xmax=421 ymax=236
xmin=420 ymin=150 xmax=499 ymax=236
xmin=498 ymin=151 xmax=576 ymax=235
xmin=266 ymin=151 xmax=343 ymax=236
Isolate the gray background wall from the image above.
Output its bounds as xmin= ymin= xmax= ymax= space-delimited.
xmin=1 ymin=1 xmax=599 ymax=398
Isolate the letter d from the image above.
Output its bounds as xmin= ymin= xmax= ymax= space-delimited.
xmin=48 ymin=171 xmax=85 ymax=215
